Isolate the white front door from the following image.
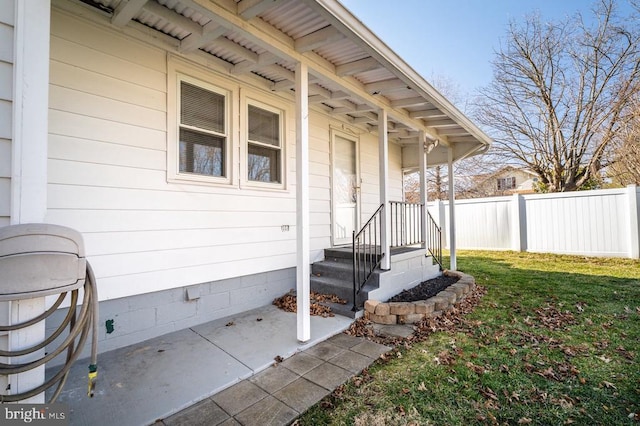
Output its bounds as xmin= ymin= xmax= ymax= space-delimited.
xmin=332 ymin=132 xmax=359 ymax=245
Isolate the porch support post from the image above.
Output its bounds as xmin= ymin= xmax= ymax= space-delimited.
xmin=11 ymin=0 xmax=50 ymax=224
xmin=418 ymin=131 xmax=427 ymax=249
xmin=295 ymin=62 xmax=310 ymax=342
xmin=6 ymin=0 xmax=51 ymax=403
xmin=447 ymin=146 xmax=457 ymax=271
xmin=378 ymin=108 xmax=390 ymax=270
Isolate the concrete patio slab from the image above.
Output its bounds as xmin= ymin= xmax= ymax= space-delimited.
xmin=328 ymin=350 xmax=376 ymax=374
xmin=302 ymin=341 xmax=346 ymax=361
xmin=303 ymin=362 xmax=354 ymax=391
xmin=327 ymin=332 xmax=364 ymax=348
xmin=279 ymin=352 xmax=324 ymax=376
xmin=272 ymin=377 xmax=330 ymax=413
xmin=46 ymin=304 xmax=354 ymax=425
xmin=234 ymin=395 xmax=298 ymax=426
xmin=211 ymin=381 xmax=269 ymax=416
xmin=49 ymin=328 xmax=252 ymax=426
xmin=163 ymin=398 xmax=230 ymax=426
xmin=351 ymin=340 xmax=392 ymax=359
xmin=248 ymin=366 xmax=299 ymax=394
xmin=191 ymin=305 xmax=353 ymax=372
xmin=372 ymin=323 xmax=415 ymax=338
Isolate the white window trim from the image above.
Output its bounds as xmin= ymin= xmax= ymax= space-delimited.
xmin=240 ymin=92 xmax=288 ymax=191
xmin=167 ymin=65 xmax=237 ymax=187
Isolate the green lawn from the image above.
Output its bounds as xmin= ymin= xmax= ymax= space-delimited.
xmin=297 ymin=251 xmax=640 ymax=425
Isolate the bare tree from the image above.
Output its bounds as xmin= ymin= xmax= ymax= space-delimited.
xmin=475 ymin=0 xmax=640 ymax=192
xmin=609 ymin=99 xmax=640 ymax=184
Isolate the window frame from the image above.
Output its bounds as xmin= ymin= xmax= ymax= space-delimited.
xmin=168 ymin=71 xmax=235 ymax=186
xmin=241 ymin=95 xmax=287 ymax=190
xmin=497 ymin=176 xmax=517 ymax=191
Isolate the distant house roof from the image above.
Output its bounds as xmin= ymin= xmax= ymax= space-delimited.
xmin=75 ymin=0 xmax=491 ymax=165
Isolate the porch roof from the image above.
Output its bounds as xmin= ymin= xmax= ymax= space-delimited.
xmin=71 ymin=0 xmax=491 ymax=165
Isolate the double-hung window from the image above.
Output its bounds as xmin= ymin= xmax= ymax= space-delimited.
xmin=179 ymin=80 xmax=228 ymax=179
xmin=247 ymin=103 xmax=282 ymax=184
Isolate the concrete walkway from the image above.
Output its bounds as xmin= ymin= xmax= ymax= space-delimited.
xmin=162 ymin=333 xmax=390 ymax=425
xmin=48 ymin=305 xmax=391 ymax=426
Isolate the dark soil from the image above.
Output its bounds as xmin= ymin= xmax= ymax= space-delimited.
xmin=387 ymin=275 xmax=459 ymax=302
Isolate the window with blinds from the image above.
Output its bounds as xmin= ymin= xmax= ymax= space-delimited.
xmin=179 ymin=81 xmax=226 ymax=177
xmin=247 ymin=104 xmax=281 ymax=183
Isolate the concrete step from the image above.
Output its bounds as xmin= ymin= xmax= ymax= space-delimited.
xmin=310 ymin=275 xmax=353 ymax=301
xmin=318 ymin=300 xmax=359 ymax=319
xmin=323 ymin=247 xmax=383 ymax=264
xmin=310 ymin=275 xmax=376 ymax=309
xmin=311 ymin=260 xmax=353 ymax=282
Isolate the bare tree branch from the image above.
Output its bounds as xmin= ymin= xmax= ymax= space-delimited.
xmin=473 ymin=0 xmax=640 ymax=191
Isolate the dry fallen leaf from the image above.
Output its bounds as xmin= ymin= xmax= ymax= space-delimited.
xmin=518 ymin=418 xmax=532 ymax=424
xmin=601 ymin=381 xmax=617 ymax=389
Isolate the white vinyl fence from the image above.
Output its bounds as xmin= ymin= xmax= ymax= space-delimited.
xmin=428 ymin=185 xmax=640 ymax=259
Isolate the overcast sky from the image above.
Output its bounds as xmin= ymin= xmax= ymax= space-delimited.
xmin=338 ymin=0 xmax=637 ymax=108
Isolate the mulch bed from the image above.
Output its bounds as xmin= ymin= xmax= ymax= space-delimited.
xmin=387 ymin=275 xmax=459 ymax=303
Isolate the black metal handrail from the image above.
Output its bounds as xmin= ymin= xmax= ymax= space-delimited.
xmin=352 ymin=204 xmax=384 ymax=311
xmin=389 ymin=201 xmax=424 ymax=248
xmin=427 ymin=211 xmax=444 ymax=270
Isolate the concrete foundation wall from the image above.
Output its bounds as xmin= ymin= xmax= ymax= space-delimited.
xmin=45 ymin=267 xmax=295 ymax=367
xmin=368 ymin=251 xmax=440 ymax=302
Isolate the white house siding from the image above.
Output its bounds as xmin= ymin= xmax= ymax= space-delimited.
xmin=43 ymin=8 xmax=405 ymax=354
xmin=0 ymin=1 xmax=14 ymax=227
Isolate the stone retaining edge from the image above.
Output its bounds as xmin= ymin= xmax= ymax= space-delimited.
xmin=363 ymin=270 xmax=476 ymax=325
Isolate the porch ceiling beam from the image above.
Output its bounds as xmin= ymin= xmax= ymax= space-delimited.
xmin=186 ymin=0 xmax=440 ymax=138
xmin=391 ymin=96 xmax=431 ymax=108
xmin=295 ymin=26 xmax=345 ymax=53
xmin=352 ymin=112 xmax=378 ymax=123
xmin=211 ymin=37 xmax=260 ymax=63
xmin=179 ymin=22 xmax=228 ymax=53
xmin=447 ymin=135 xmax=478 ymax=143
xmin=423 ymin=117 xmax=458 ymax=127
xmin=265 ymin=64 xmax=296 ymax=81
xmin=353 ymin=116 xmax=374 ymax=124
xmin=231 ymin=51 xmax=279 ymax=74
xmin=365 ymin=78 xmax=410 ymax=95
xmin=237 ymin=0 xmax=285 ymax=20
xmin=271 ymin=74 xmax=321 ymax=92
xmin=143 ymin=1 xmax=203 ymax=36
xmin=336 ymin=57 xmax=380 ymax=76
xmin=331 ymin=101 xmax=372 ymax=114
xmin=309 ymin=83 xmax=331 ymax=99
xmin=409 ymin=108 xmax=443 ymax=119
xmin=437 ymin=127 xmax=468 ymax=136
xmin=308 ymin=94 xmax=326 ymax=103
xmin=112 ymin=0 xmax=148 ymax=27
xmin=331 ymin=90 xmax=351 ymax=100
xmin=368 ymin=121 xmax=397 ymax=133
